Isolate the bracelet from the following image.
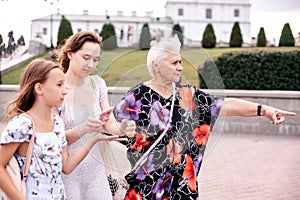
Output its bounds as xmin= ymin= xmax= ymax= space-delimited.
xmin=257 ymin=104 xmax=262 ymax=116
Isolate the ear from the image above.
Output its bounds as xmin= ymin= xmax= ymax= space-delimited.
xmin=152 ymin=60 xmax=159 ymax=73
xmin=34 ymin=83 xmax=43 ymax=95
xmin=67 ymin=52 xmax=73 ymax=60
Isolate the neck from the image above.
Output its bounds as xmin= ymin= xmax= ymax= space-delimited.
xmin=65 ymin=71 xmax=85 ymax=87
xmin=145 ymin=79 xmax=174 ymax=98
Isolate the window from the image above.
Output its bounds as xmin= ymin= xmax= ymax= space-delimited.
xmin=43 ymin=27 xmax=47 ymax=35
xmin=206 ymin=9 xmax=212 ymax=19
xmin=234 ymin=9 xmax=240 ymax=17
xmin=178 ymin=8 xmax=184 ymax=16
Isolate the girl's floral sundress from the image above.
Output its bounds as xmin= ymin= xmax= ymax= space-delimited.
xmin=0 ymin=113 xmax=67 ymax=200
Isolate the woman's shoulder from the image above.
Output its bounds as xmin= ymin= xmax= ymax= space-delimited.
xmin=90 ymin=75 xmax=106 ymax=86
xmin=0 ymin=113 xmax=33 ymax=144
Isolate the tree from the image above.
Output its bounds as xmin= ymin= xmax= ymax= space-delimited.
xmin=229 ymin=22 xmax=243 ymax=47
xmin=279 ymin=23 xmax=295 ymax=47
xmin=100 ymin=23 xmax=118 ymax=50
xmin=257 ymin=27 xmax=267 ymax=47
xmin=201 ymin=23 xmax=216 ymax=48
xmin=139 ymin=23 xmax=151 ymax=50
xmin=172 ymin=24 xmax=184 ymax=48
xmin=0 ymin=34 xmax=3 ymax=44
xmin=57 ymin=15 xmax=73 ymax=47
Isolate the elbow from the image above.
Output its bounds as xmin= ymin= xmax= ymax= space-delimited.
xmin=62 ymin=167 xmax=72 ymax=174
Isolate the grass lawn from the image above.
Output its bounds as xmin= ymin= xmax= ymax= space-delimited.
xmin=2 ymin=47 xmax=299 ymax=87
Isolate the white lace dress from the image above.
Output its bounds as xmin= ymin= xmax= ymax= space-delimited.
xmin=60 ymin=75 xmax=112 ymax=200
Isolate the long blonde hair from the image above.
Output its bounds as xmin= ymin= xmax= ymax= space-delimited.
xmin=6 ymin=59 xmax=60 ymax=121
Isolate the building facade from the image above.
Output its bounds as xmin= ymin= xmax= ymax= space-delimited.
xmin=30 ymin=0 xmax=251 ymax=48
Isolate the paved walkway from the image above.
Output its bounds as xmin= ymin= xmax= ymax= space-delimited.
xmin=1 ymin=120 xmax=299 ymax=199
xmin=199 ymin=133 xmax=300 ymax=200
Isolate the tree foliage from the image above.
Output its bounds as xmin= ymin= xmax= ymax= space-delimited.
xmin=201 ymin=23 xmax=216 ymax=48
xmin=279 ymin=23 xmax=295 ymax=47
xmin=0 ymin=34 xmax=3 ymax=44
xmin=139 ymin=23 xmax=152 ymax=50
xmin=100 ymin=23 xmax=118 ymax=50
xmin=172 ymin=24 xmax=184 ymax=48
xmin=257 ymin=27 xmax=267 ymax=47
xmin=57 ymin=15 xmax=73 ymax=47
xmin=229 ymin=22 xmax=243 ymax=47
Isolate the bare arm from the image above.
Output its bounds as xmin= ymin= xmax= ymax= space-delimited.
xmin=61 ymin=133 xmax=119 ymax=174
xmin=100 ymin=95 xmax=136 ymax=137
xmin=0 ymin=143 xmax=26 ymax=200
xmin=220 ymin=98 xmax=296 ymax=125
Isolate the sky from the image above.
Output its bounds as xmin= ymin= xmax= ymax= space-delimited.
xmin=0 ymin=0 xmax=299 ymax=46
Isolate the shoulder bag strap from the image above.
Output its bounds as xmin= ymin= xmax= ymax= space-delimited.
xmin=132 ymin=82 xmax=176 ymax=171
xmin=22 ymin=114 xmax=36 ymax=180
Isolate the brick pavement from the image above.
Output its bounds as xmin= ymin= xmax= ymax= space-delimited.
xmin=199 ymin=133 xmax=300 ymax=200
xmin=1 ymin=120 xmax=299 ymax=199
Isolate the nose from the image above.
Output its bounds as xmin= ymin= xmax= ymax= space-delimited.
xmin=176 ymin=64 xmax=183 ymax=71
xmin=63 ymin=86 xmax=68 ymax=96
xmin=87 ymin=60 xmax=94 ymax=68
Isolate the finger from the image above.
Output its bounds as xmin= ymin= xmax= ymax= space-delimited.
xmin=112 ymin=138 xmax=128 ymax=142
xmin=281 ymin=111 xmax=297 ymax=116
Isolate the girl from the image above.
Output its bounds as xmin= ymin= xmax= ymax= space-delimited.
xmin=0 ymin=59 xmax=118 ymax=200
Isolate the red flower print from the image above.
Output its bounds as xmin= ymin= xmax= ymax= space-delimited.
xmin=130 ymin=131 xmax=151 ymax=152
xmin=192 ymin=124 xmax=211 ymax=145
xmin=182 ymin=154 xmax=197 ymax=192
xmin=124 ymin=189 xmax=143 ymax=200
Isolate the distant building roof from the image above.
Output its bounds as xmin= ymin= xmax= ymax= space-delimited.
xmin=32 ymin=13 xmax=174 ymax=24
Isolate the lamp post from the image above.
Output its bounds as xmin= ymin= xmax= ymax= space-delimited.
xmin=44 ymin=0 xmax=58 ymax=49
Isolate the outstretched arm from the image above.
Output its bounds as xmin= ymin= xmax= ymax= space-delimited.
xmin=220 ymin=98 xmax=296 ymax=125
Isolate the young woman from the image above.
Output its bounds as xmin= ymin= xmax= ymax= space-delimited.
xmin=56 ymin=31 xmax=135 ymax=200
xmin=0 ymin=59 xmax=118 ymax=200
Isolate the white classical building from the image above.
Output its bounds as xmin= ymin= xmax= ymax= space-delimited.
xmin=30 ymin=0 xmax=251 ymax=48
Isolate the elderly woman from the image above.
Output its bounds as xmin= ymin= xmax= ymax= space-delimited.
xmin=114 ymin=36 xmax=296 ymax=199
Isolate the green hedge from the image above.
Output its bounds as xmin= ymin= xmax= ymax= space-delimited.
xmin=198 ymin=50 xmax=300 ymax=90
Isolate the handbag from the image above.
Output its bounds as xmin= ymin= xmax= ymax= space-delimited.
xmin=98 ymin=140 xmax=131 ymax=200
xmin=0 ymin=114 xmax=35 ymax=200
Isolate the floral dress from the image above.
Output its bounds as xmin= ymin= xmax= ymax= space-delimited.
xmin=114 ymin=84 xmax=224 ymax=200
xmin=0 ymin=113 xmax=67 ymax=200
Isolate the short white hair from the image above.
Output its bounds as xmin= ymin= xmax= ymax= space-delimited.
xmin=146 ymin=35 xmax=181 ymax=77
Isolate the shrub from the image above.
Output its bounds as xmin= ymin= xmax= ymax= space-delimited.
xmin=229 ymin=22 xmax=243 ymax=47
xmin=172 ymin=24 xmax=184 ymax=48
xmin=257 ymin=27 xmax=267 ymax=47
xmin=139 ymin=23 xmax=151 ymax=50
xmin=100 ymin=23 xmax=118 ymax=50
xmin=279 ymin=23 xmax=295 ymax=47
xmin=57 ymin=15 xmax=73 ymax=47
xmin=201 ymin=23 xmax=216 ymax=48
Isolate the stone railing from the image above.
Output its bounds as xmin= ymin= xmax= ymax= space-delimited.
xmin=1 ymin=85 xmax=299 ymax=135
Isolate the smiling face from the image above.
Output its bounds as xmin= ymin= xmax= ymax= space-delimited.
xmin=68 ymin=41 xmax=101 ymax=77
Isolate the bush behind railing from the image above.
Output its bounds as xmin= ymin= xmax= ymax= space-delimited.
xmin=198 ymin=50 xmax=300 ymax=90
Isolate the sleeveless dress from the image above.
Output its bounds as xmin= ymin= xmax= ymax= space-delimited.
xmin=60 ymin=75 xmax=112 ymax=200
xmin=114 ymin=84 xmax=224 ymax=199
xmin=0 ymin=114 xmax=67 ymax=200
